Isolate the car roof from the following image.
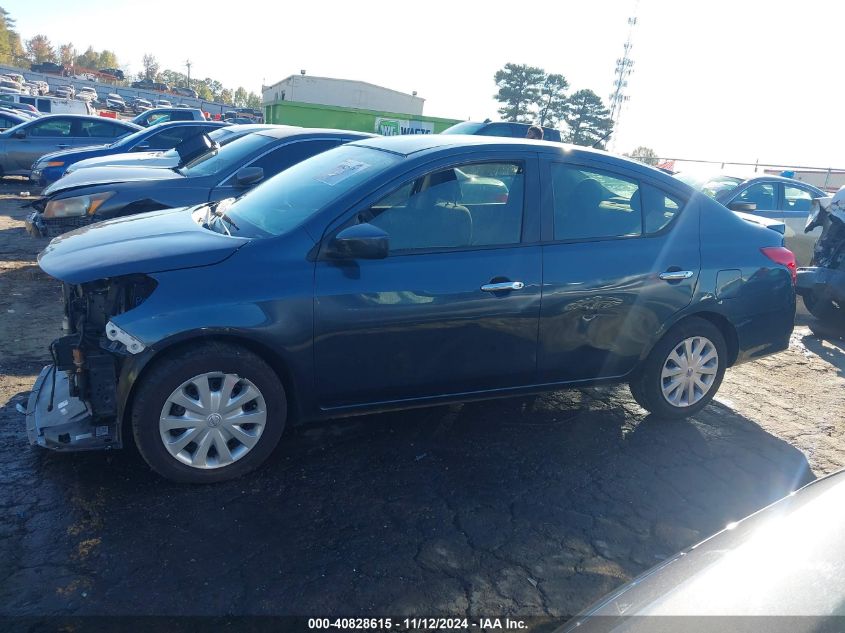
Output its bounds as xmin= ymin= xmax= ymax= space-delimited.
xmin=678 ymin=169 xmax=825 ymax=190
xmin=740 ymin=174 xmax=826 ymax=191
xmin=149 ymin=120 xmax=226 ymax=128
xmin=254 ymin=127 xmax=378 ymax=140
xmin=29 ymin=113 xmax=138 ymax=125
xmin=350 ymin=134 xmax=686 ymax=188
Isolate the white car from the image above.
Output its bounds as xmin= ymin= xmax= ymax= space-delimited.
xmin=75 ymin=87 xmax=98 ymax=102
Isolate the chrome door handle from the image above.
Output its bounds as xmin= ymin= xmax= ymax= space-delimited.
xmin=481 ymin=281 xmax=525 ymax=292
xmin=659 ymin=270 xmax=694 ymax=281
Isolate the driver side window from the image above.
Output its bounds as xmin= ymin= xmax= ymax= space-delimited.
xmin=28 ymin=119 xmax=72 ymax=137
xmin=359 ymin=161 xmax=524 ymax=252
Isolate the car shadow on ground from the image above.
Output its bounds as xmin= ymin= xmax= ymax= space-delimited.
xmin=801 ymin=322 xmax=845 ymax=377
xmin=0 ymin=385 xmax=813 ymax=619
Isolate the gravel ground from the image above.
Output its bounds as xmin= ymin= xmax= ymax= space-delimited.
xmin=0 ymin=181 xmax=843 ymax=622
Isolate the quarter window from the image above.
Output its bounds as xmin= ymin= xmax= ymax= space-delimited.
xmin=641 ymin=184 xmax=683 ymax=233
xmin=551 ymin=163 xmax=642 ymax=240
xmin=362 ymin=161 xmax=524 ymax=252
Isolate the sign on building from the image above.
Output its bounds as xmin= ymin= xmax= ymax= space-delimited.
xmin=375 ymin=117 xmax=434 ymax=136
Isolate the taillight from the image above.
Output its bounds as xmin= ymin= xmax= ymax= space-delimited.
xmin=761 ymin=246 xmax=797 ymax=285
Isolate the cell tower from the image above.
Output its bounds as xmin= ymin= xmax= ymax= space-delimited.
xmin=609 ymin=4 xmax=639 ymax=141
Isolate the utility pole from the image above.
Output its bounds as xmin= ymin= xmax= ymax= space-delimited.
xmin=608 ymin=1 xmax=639 ymax=150
xmin=185 ymin=59 xmax=192 ymax=86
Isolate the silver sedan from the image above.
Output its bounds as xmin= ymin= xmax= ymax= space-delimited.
xmin=0 ymin=114 xmax=141 ymax=177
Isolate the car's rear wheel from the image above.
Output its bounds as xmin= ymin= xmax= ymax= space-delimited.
xmin=629 ymin=317 xmax=727 ymax=419
xmin=131 ymin=342 xmax=286 ymax=483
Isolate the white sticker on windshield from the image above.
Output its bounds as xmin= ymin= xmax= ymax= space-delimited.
xmin=315 ymin=159 xmax=370 ymax=186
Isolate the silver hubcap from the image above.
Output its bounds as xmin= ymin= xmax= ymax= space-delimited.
xmin=159 ymin=372 xmax=267 ymax=469
xmin=660 ymin=336 xmax=719 ymax=408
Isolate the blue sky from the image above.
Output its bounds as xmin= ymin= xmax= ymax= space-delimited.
xmin=7 ymin=0 xmax=843 ymax=168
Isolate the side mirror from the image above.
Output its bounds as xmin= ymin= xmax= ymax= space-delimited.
xmin=235 ymin=166 xmax=264 ymax=187
xmin=13 ymin=129 xmax=25 ymax=139
xmin=326 ymin=223 xmax=389 ymax=260
xmin=728 ymin=201 xmax=757 ymax=212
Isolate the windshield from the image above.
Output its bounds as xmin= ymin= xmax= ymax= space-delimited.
xmin=179 ymin=132 xmax=273 ymax=177
xmin=675 ymin=172 xmax=745 ymax=198
xmin=225 ymin=145 xmax=401 ymax=237
xmin=441 ymin=121 xmax=486 ymax=135
xmin=108 ymin=125 xmax=154 ymax=149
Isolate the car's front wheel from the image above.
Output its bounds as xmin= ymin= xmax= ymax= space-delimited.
xmin=131 ymin=342 xmax=286 ymax=483
xmin=629 ymin=317 xmax=727 ymax=419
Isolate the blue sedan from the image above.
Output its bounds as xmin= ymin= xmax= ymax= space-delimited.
xmin=28 ymin=135 xmax=797 ymax=482
xmin=30 ymin=120 xmax=229 ymax=185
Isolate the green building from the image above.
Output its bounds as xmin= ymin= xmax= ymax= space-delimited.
xmin=262 ymin=74 xmax=459 ymax=135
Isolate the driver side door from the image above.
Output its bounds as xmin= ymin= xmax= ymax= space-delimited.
xmin=9 ymin=117 xmax=74 ymax=172
xmin=313 ymin=154 xmax=542 ymax=410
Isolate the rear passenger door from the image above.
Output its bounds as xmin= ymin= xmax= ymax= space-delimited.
xmin=537 ymin=159 xmax=700 ymax=382
xmin=74 ymin=119 xmax=131 ymax=145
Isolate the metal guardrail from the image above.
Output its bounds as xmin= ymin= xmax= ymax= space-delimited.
xmin=633 ymin=155 xmax=845 ymax=191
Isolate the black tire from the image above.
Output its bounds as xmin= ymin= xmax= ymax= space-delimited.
xmin=131 ymin=341 xmax=286 ymax=483
xmin=629 ymin=317 xmax=728 ymax=420
xmin=803 ymin=291 xmax=843 ymax=325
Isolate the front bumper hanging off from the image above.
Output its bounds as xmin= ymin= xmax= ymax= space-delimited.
xmin=26 ymin=365 xmax=118 ymax=451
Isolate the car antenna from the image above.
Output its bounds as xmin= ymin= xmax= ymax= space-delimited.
xmin=592 ymin=130 xmax=613 ymax=148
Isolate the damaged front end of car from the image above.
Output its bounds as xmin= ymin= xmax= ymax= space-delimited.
xmin=26 ymin=274 xmax=157 ymax=450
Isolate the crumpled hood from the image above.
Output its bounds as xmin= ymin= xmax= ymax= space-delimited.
xmin=38 ymin=206 xmax=248 ymax=284
xmin=44 ymin=164 xmax=183 ymax=196
xmin=69 ymin=150 xmax=174 ymax=172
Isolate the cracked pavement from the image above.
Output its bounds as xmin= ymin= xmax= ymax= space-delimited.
xmin=1 ymin=182 xmax=844 ymax=620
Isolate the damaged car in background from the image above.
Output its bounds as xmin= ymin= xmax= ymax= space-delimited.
xmin=25 ymin=127 xmax=373 ymax=238
xmin=25 ymin=136 xmax=797 ymax=483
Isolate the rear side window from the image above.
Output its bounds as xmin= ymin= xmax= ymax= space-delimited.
xmin=79 ymin=120 xmax=127 ymax=138
xmin=783 ymin=185 xmax=813 ymax=213
xmin=551 ymin=163 xmax=642 ymax=240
